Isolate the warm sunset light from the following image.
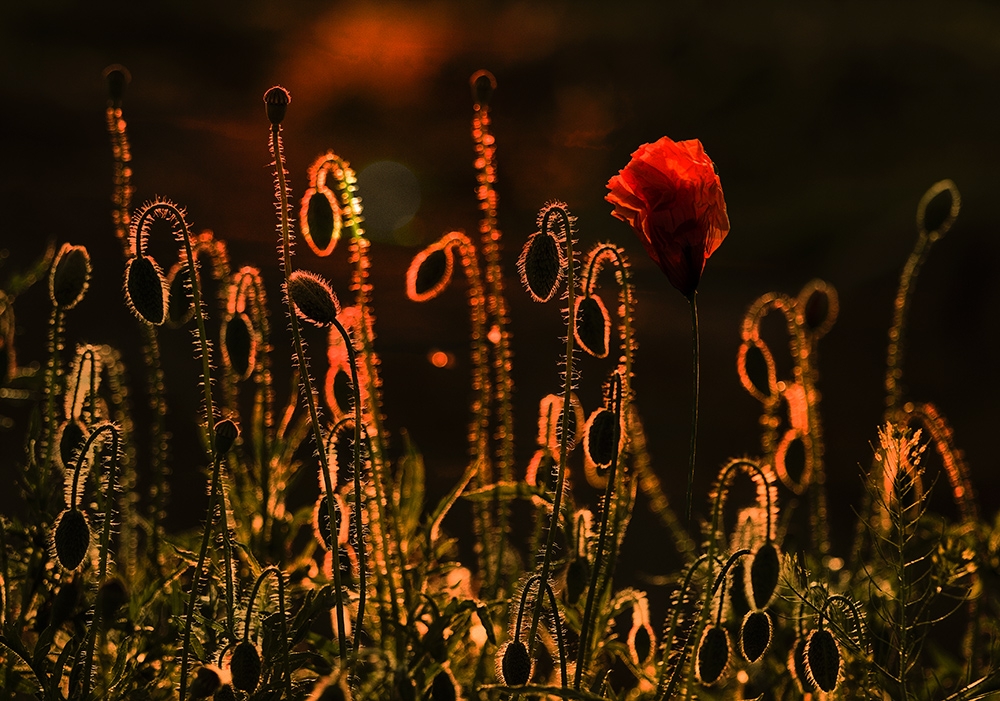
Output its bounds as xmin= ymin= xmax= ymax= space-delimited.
xmin=2 ymin=3 xmax=997 ymax=699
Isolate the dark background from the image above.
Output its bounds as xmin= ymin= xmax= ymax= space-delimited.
xmin=2 ymin=1 xmax=999 ymax=578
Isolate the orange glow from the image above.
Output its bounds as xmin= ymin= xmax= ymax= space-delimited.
xmin=429 ymin=350 xmax=453 ymax=368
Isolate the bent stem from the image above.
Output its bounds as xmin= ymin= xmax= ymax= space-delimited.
xmin=526 ymin=206 xmax=576 ymax=659
xmin=80 ymin=424 xmax=120 ymax=700
xmin=685 ymin=292 xmax=700 ymax=521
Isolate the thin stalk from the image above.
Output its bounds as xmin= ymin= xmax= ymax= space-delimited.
xmin=685 ymin=292 xmax=699 ymax=521
xmin=269 ymin=123 xmax=348 ymax=666
xmin=178 ymin=452 xmax=224 ymax=701
xmin=574 ymin=375 xmax=622 ymax=688
xmin=331 ymin=316 xmax=368 ymax=660
xmin=80 ymin=424 xmax=120 ymax=701
xmin=526 ymin=207 xmax=576 ymax=658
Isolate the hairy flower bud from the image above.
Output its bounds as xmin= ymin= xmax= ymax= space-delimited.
xmin=50 ymin=243 xmax=91 ymax=310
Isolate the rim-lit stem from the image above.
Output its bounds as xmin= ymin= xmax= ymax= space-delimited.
xmin=526 ymin=205 xmax=576 ymax=658
xmin=80 ymin=424 xmax=121 ymax=700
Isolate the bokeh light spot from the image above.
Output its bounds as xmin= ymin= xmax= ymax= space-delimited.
xmin=429 ymin=349 xmax=454 ymax=369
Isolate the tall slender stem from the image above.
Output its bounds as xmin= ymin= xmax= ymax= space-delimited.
xmin=685 ymin=292 xmax=700 ymax=521
xmin=81 ymin=424 xmax=120 ymax=700
xmin=331 ymin=316 xmax=368 ymax=660
xmin=526 ymin=207 xmax=575 ymax=659
xmin=574 ymin=375 xmax=622 ymax=688
xmin=269 ymin=122 xmax=348 ymax=666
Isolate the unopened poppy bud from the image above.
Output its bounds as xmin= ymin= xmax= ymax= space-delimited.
xmin=103 ymin=64 xmax=130 ymax=102
xmin=124 ymin=255 xmax=167 ymax=325
xmin=696 ymin=625 xmax=730 ymax=686
xmin=189 ymin=665 xmax=223 ymax=699
xmin=406 ymin=244 xmax=453 ymax=302
xmin=518 ymin=231 xmax=563 ymax=303
xmin=740 ymin=610 xmax=772 ymax=663
xmin=583 ymin=407 xmax=618 ymax=473
xmin=574 ymin=294 xmax=610 ymax=358
xmin=749 ymin=542 xmax=780 ymax=609
xmin=287 ymin=270 xmax=340 ymax=327
xmin=264 ymin=86 xmax=290 ymax=125
xmin=166 ymin=263 xmax=195 ymax=327
xmin=229 ymin=641 xmax=261 ymax=692
xmin=54 ymin=508 xmax=90 ymax=571
xmin=50 ymin=243 xmax=91 ymax=310
xmin=302 ymin=187 xmax=340 ymax=256
xmin=57 ymin=419 xmax=88 ymax=473
xmin=470 ymin=69 xmax=496 ymax=108
xmin=789 ymin=637 xmax=810 ymax=692
xmin=214 ymin=419 xmax=240 ymax=456
xmin=222 ymin=312 xmax=255 ymax=380
xmin=500 ymin=639 xmax=531 ymax=686
xmin=806 ymin=628 xmax=841 ymax=692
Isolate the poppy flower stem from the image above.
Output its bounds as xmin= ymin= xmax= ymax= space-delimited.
xmin=685 ymin=292 xmax=700 ymax=521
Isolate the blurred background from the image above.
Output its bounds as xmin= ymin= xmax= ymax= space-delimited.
xmin=2 ymin=1 xmax=999 ymax=579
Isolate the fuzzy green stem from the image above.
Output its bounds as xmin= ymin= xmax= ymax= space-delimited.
xmin=80 ymin=424 xmax=120 ymax=700
xmin=574 ymin=375 xmax=622 ymax=689
xmin=527 ymin=205 xmax=575 ymax=659
xmin=685 ymin=292 xmax=699 ymax=521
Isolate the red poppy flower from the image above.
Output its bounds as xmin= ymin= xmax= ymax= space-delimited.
xmin=606 ymin=136 xmax=729 ymax=298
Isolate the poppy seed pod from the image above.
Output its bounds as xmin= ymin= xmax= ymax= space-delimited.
xmin=103 ymin=64 xmax=130 ymax=102
xmin=264 ymin=86 xmax=290 ymax=126
xmin=124 ymin=254 xmax=167 ymax=325
xmin=214 ymin=419 xmax=240 ymax=456
xmin=287 ymin=270 xmax=341 ymax=327
xmin=50 ymin=243 xmax=91 ymax=310
xmin=500 ymin=639 xmax=531 ymax=686
xmin=470 ymin=69 xmax=496 ymax=108
xmin=229 ymin=641 xmax=261 ymax=692
xmin=54 ymin=508 xmax=90 ymax=571
xmin=695 ymin=625 xmax=730 ymax=686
